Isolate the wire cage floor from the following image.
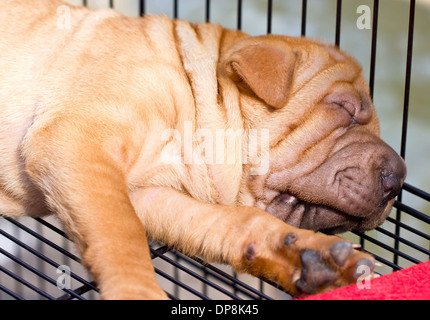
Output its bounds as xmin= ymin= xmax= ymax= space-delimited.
xmin=1 ymin=216 xmax=291 ymax=300
xmin=1 ymin=0 xmax=430 ymax=300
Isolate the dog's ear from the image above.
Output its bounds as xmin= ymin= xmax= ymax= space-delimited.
xmin=224 ymin=41 xmax=297 ymax=109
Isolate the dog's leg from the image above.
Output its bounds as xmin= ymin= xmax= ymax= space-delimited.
xmin=132 ymin=186 xmax=376 ymax=296
xmin=22 ymin=122 xmax=167 ymax=300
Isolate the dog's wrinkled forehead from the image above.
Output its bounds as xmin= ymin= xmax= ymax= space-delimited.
xmin=221 ymin=35 xmax=366 ymax=113
xmin=289 ymin=39 xmax=363 ymax=95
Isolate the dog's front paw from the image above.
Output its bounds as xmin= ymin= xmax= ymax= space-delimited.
xmin=293 ymin=240 xmax=375 ymax=295
xmin=239 ymin=228 xmax=375 ymax=296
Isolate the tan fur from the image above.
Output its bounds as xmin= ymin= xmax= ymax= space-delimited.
xmin=0 ymin=0 xmax=405 ymax=299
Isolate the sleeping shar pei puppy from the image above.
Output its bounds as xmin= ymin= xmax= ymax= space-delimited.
xmin=0 ymin=0 xmax=406 ymax=299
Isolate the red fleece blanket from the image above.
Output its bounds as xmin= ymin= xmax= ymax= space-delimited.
xmin=302 ymin=260 xmax=430 ymax=300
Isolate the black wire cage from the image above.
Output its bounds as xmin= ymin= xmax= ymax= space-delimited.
xmin=1 ymin=0 xmax=429 ymax=300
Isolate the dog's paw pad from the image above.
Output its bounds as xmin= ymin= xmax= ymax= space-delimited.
xmin=284 ymin=232 xmax=298 ymax=246
xmin=295 ymin=250 xmax=337 ymax=294
xmin=330 ymin=241 xmax=352 ymax=267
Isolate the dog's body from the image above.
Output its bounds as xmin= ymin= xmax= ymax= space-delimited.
xmin=0 ymin=0 xmax=406 ymax=299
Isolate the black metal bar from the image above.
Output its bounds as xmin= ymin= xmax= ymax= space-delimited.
xmin=166 ymin=292 xmax=179 ymax=300
xmin=232 ymin=270 xmax=239 ymax=297
xmin=259 ymin=280 xmax=264 ymax=300
xmin=4 ymin=217 xmax=81 ymax=263
xmin=0 ymin=248 xmax=86 ymax=300
xmin=267 ymin=0 xmax=273 ymax=34
xmin=35 ymin=218 xmax=68 ymax=239
xmin=369 ymin=0 xmax=379 ymax=99
xmin=139 ymin=0 xmax=145 ymax=16
xmin=359 ymin=233 xmax=365 ymax=249
xmin=189 ymin=255 xmax=274 ymax=300
xmin=173 ymin=0 xmax=178 ymax=19
xmin=374 ymin=255 xmax=402 ymax=271
xmin=237 ymin=0 xmax=242 ymax=30
xmin=0 ymin=284 xmax=24 ymax=300
xmin=403 ymin=182 xmax=430 ymax=202
xmin=400 ymin=0 xmax=416 ymax=160
xmin=109 ymin=0 xmax=113 ymax=8
xmin=353 ymin=231 xmax=422 ymax=265
xmin=179 ymin=252 xmax=267 ymax=299
xmin=57 ymin=281 xmax=98 ymax=300
xmin=205 ymin=0 xmax=210 ymax=22
xmin=0 ymin=265 xmax=55 ymax=300
xmin=82 ymin=0 xmax=87 ymax=6
xmin=393 ymin=201 xmax=430 ymax=225
xmin=395 ymin=0 xmax=416 ymax=266
xmin=175 ymin=252 xmax=272 ymax=300
xmin=385 ymin=217 xmax=430 ymax=241
xmin=0 ymin=229 xmax=99 ymax=292
xmin=174 ymin=250 xmax=180 ymax=297
xmin=375 ymin=226 xmax=430 ymax=256
xmin=301 ymin=0 xmax=307 ymax=36
xmin=335 ymin=0 xmax=342 ymax=46
xmin=150 ymin=248 xmax=242 ymax=300
xmin=154 ymin=267 xmax=209 ymax=300
xmin=150 ymin=244 xmax=171 ymax=257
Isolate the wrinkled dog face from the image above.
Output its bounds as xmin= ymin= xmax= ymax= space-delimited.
xmin=222 ymin=35 xmax=406 ymax=234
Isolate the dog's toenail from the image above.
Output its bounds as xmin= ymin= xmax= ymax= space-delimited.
xmin=353 ymin=258 xmax=375 ymax=278
xmin=245 ymin=243 xmax=256 ymax=261
xmin=330 ymin=242 xmax=352 ymax=267
xmin=285 ymin=232 xmax=297 ymax=246
xmin=295 ymin=278 xmax=307 ymax=292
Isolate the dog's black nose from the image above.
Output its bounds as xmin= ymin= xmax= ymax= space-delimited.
xmin=381 ymin=154 xmax=406 ymax=201
xmin=382 ymin=173 xmax=402 ymax=201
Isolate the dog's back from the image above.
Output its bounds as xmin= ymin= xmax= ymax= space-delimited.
xmin=0 ymin=1 xmax=195 ymax=217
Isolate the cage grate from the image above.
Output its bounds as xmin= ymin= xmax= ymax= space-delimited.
xmin=0 ymin=216 xmax=288 ymax=300
xmin=1 ymin=0 xmax=430 ymax=300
